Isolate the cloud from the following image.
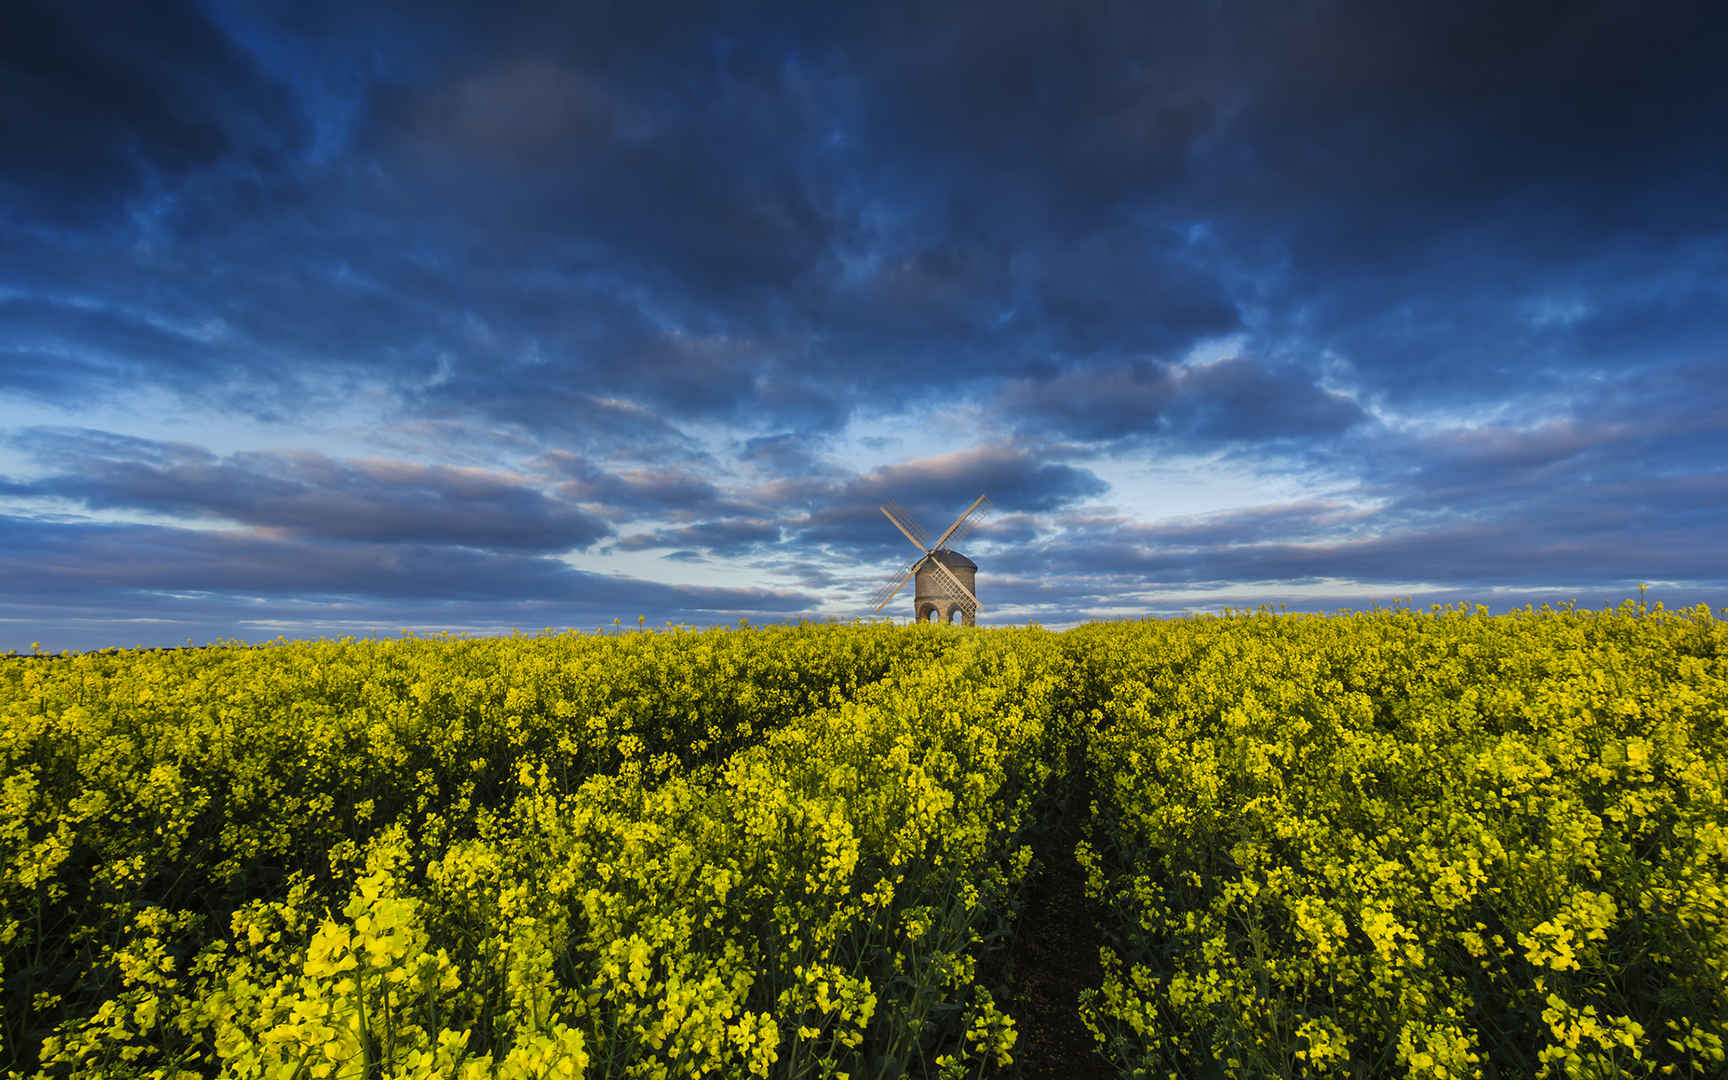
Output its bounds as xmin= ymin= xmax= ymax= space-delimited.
xmin=533 ymin=450 xmax=733 ymax=519
xmin=0 ymin=512 xmax=820 ymax=651
xmin=738 ymin=433 xmax=843 ymax=478
xmin=852 ymin=445 xmax=1109 ymax=513
xmin=741 ymin=445 xmax=1109 ymax=579
xmin=984 ymin=472 xmax=1728 ymax=594
xmin=413 ymin=377 xmax=703 ymax=459
xmin=1123 ymin=501 xmax=1380 ymax=546
xmin=615 ymin=519 xmax=784 ymax=556
xmin=1020 ymin=230 xmax=1242 ymax=356
xmin=402 ymin=58 xmax=647 ymax=168
xmin=1383 ymin=418 xmax=1641 ymax=503
xmin=0 ymin=0 xmax=1265 ymax=435
xmin=835 ymin=0 xmax=1221 ymax=225
xmin=1003 ymin=357 xmax=1369 ymax=444
xmin=0 ymin=293 xmax=236 ymax=399
xmin=8 ymin=428 xmax=610 ymax=553
xmin=584 ymin=443 xmax=1106 ymax=562
xmin=0 ymin=513 xmax=808 ymax=607
xmin=788 ymin=445 xmax=1106 ymax=554
xmin=2 ymin=0 xmax=303 ymax=227
xmin=8 ymin=0 xmax=1724 ymax=435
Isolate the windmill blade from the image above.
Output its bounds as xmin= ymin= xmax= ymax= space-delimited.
xmin=927 ymin=555 xmax=981 ymax=611
xmin=881 ymin=501 xmax=932 ymax=551
xmin=880 ymin=504 xmax=933 ymax=556
xmin=869 ymin=555 xmax=923 ymax=614
xmin=944 ymin=495 xmax=992 ymax=550
xmin=928 ymin=493 xmax=989 ymax=552
xmin=921 ymin=573 xmax=978 ymax=614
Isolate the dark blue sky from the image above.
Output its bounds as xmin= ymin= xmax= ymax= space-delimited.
xmin=4 ymin=0 xmax=1726 ymax=651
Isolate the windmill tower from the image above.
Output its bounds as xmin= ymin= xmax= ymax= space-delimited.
xmin=869 ymin=494 xmax=990 ymax=625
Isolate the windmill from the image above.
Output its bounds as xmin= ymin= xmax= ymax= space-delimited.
xmin=869 ymin=493 xmax=991 ymax=625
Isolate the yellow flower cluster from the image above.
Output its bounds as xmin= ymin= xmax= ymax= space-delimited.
xmin=0 ymin=622 xmax=964 ymax=1075
xmin=2 ymin=622 xmax=1061 ymax=1077
xmin=1071 ymin=601 xmax=1728 ymax=1079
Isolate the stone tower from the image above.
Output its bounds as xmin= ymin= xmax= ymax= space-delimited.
xmin=913 ymin=549 xmax=978 ymax=625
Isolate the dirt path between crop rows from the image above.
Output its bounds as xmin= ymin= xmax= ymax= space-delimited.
xmin=993 ymin=753 xmax=1118 ymax=1079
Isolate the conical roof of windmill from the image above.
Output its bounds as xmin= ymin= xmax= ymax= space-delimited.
xmin=923 ymin=548 xmax=977 ymax=570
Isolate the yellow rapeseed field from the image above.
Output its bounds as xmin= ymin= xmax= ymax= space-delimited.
xmin=1 ymin=604 xmax=1723 ymax=1079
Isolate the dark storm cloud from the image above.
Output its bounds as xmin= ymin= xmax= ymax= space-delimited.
xmin=1210 ymin=1 xmax=1728 ymax=246
xmin=833 ymin=0 xmax=1219 ymax=225
xmin=4 ymin=0 xmax=1255 ymax=432
xmin=356 ymin=43 xmax=843 ymax=318
xmin=1002 ymin=357 xmax=1369 ymax=444
xmin=0 ymin=513 xmax=569 ymax=602
xmin=843 ymin=0 xmax=1725 ymax=415
xmin=2 ymin=0 xmax=303 ymax=227
xmin=1249 ymin=252 xmax=1728 ymax=415
xmin=787 ymin=226 xmax=1242 ymax=376
xmin=1026 ymin=230 xmax=1242 ymax=356
xmin=12 ymin=0 xmax=1720 ymax=438
xmin=8 ymin=428 xmax=610 ymax=552
xmin=1195 ymin=2 xmax=1728 ymax=411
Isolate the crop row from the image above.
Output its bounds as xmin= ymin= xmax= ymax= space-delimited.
xmin=1068 ymin=602 xmax=1728 ymax=1079
xmin=1 ymin=621 xmax=972 ymax=1074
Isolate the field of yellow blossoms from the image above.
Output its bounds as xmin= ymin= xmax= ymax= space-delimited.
xmin=1 ymin=602 xmax=1723 ymax=1079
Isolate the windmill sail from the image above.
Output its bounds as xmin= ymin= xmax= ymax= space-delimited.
xmin=922 ymin=554 xmax=979 ymax=612
xmin=869 ymin=553 xmax=925 ymax=613
xmin=868 ymin=492 xmax=987 ymax=622
xmin=942 ymin=495 xmax=992 ymax=550
xmin=920 ymin=565 xmax=978 ymax=614
xmin=881 ymin=501 xmax=932 ymax=550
